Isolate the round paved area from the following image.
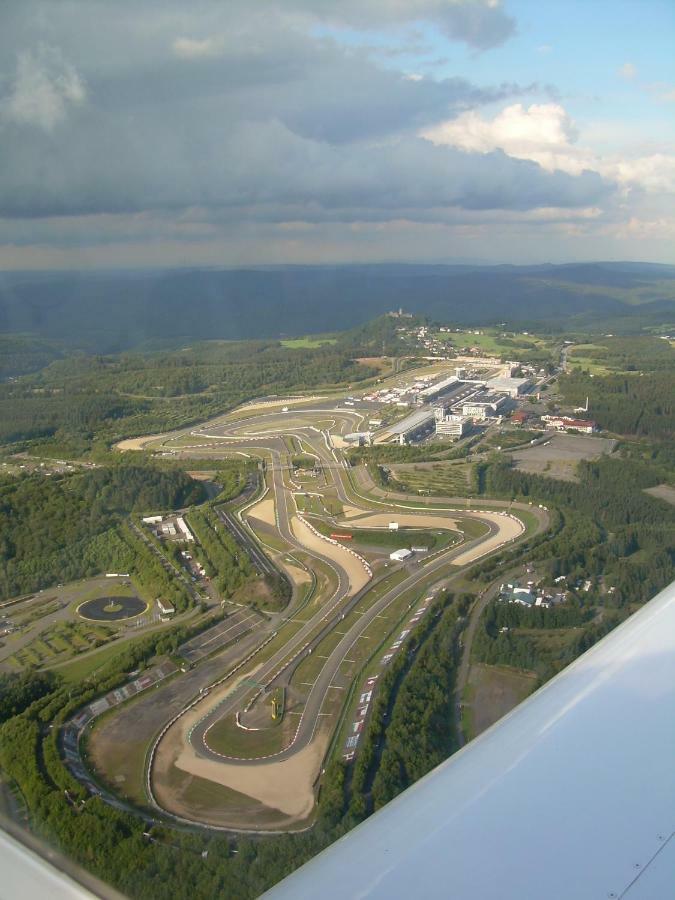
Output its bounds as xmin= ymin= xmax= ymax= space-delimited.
xmin=77 ymin=596 xmax=147 ymax=621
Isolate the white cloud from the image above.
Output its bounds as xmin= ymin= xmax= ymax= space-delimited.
xmin=618 ymin=61 xmax=637 ymax=80
xmin=172 ymin=36 xmax=226 ymax=59
xmin=2 ymin=44 xmax=86 ymax=131
xmin=421 ymin=102 xmax=675 ymax=194
xmin=422 ymin=103 xmax=579 ymax=159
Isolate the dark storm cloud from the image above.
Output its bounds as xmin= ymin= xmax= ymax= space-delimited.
xmin=0 ymin=0 xmax=613 ymax=228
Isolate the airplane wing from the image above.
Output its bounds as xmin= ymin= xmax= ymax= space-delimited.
xmin=267 ymin=579 xmax=675 ymax=899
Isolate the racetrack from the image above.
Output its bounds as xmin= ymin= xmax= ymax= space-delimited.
xmin=103 ymin=400 xmax=548 ymax=829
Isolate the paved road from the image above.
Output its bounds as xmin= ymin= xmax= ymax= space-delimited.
xmin=153 ymin=411 xmax=542 ymax=770
xmin=63 ymin=402 xmax=549 ymax=823
xmin=190 ymin=515 xmax=502 ymax=765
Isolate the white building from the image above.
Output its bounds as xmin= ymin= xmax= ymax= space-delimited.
xmin=390 ymin=548 xmax=413 ymax=562
xmin=486 ymin=376 xmax=532 ymax=398
xmin=434 ymin=409 xmax=469 ymax=437
xmin=176 ymin=516 xmax=195 ymax=542
xmin=541 ymin=416 xmax=598 ymax=434
xmin=156 ymin=598 xmax=175 ymax=616
xmin=142 ymin=515 xmax=163 ymax=525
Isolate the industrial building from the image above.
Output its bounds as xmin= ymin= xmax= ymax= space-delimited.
xmin=462 ymin=395 xmax=507 ymax=420
xmin=176 ymin=516 xmax=195 ymax=542
xmin=486 ymin=376 xmax=532 ymax=398
xmin=416 ymin=374 xmax=461 ymax=403
xmin=377 ymin=408 xmax=436 ymax=444
xmin=156 ymin=598 xmax=175 ymax=617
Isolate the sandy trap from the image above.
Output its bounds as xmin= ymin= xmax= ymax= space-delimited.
xmin=452 ymin=512 xmax=523 ymax=565
xmin=174 ymin=734 xmax=328 ymax=820
xmin=291 ymin=515 xmax=371 ymax=593
xmin=246 ymin=496 xmax=276 ymax=528
xmin=154 ymin=668 xmax=327 ymax=821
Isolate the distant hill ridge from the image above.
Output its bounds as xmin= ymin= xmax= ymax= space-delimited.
xmin=1 ymin=261 xmax=674 ymax=352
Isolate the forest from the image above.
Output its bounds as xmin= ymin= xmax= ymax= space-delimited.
xmin=559 ymin=335 xmax=674 ymax=439
xmin=482 ymin=456 xmax=675 ymax=606
xmin=186 ymin=506 xmax=254 ymax=599
xmin=0 ymin=466 xmax=204 ymax=600
xmin=2 ymin=263 xmax=674 ymax=358
xmin=0 ymin=340 xmax=378 ymax=448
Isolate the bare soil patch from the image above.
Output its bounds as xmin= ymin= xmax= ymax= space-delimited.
xmin=246 ymin=496 xmax=276 ymax=527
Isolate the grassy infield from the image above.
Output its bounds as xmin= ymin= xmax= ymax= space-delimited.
xmin=5 ymin=581 xmax=149 ymax=673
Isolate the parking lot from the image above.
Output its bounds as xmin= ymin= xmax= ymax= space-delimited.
xmin=510 ymin=433 xmax=617 ymax=481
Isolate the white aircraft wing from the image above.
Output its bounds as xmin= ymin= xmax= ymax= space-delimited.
xmin=267 ymin=579 xmax=675 ymax=900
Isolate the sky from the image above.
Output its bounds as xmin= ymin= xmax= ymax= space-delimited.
xmin=0 ymin=0 xmax=674 ymax=269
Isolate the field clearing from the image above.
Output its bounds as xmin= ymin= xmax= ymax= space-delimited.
xmin=336 ymin=511 xmax=458 ymax=531
xmin=354 ymin=356 xmax=391 ymax=372
xmin=510 ymin=433 xmax=616 ymax=481
xmin=644 ymin=484 xmax=675 ymax=506
xmin=280 ymin=337 xmax=337 ymax=348
xmin=464 ymin=663 xmax=537 ymax=739
xmin=389 ymin=461 xmax=476 ymax=496
xmin=53 ymin=634 xmax=155 ymax=683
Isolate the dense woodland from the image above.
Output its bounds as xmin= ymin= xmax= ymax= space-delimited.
xmin=0 ymin=466 xmax=204 ymax=600
xmin=560 ymin=335 xmax=674 ymax=439
xmin=187 ymin=507 xmax=254 ymax=599
xmin=0 ymin=340 xmax=378 ymax=449
xmin=479 ymin=456 xmax=675 ymax=606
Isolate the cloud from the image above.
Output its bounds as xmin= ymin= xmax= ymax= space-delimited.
xmin=279 ymin=0 xmax=516 ymax=50
xmin=421 ymin=102 xmax=675 ymax=193
xmin=4 ymin=1 xmax=668 ymax=267
xmin=618 ymin=61 xmax=637 ymax=81
xmin=422 ymin=103 xmax=578 ymax=157
xmin=1 ymin=44 xmax=86 ymax=131
xmin=172 ymin=36 xmax=226 ymax=59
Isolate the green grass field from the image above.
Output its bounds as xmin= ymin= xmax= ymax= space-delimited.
xmin=50 ymin=634 xmax=149 ymax=684
xmin=280 ymin=336 xmax=338 ymax=349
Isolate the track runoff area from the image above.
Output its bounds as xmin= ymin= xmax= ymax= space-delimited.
xmin=109 ymin=395 xmax=544 ymax=830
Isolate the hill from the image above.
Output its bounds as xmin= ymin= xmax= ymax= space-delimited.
xmin=1 ymin=262 xmax=674 ymax=355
